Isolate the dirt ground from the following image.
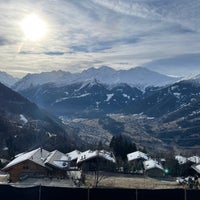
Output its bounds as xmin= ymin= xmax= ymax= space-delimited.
xmin=1 ymin=172 xmax=185 ymax=189
xmin=85 ymin=173 xmax=184 ymax=189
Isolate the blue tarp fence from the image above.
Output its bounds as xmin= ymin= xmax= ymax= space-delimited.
xmin=0 ymin=185 xmax=199 ymax=200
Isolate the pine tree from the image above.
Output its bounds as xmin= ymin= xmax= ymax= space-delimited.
xmin=110 ymin=135 xmax=137 ymax=160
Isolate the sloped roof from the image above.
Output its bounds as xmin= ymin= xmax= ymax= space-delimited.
xmin=175 ymin=155 xmax=187 ymax=165
xmin=143 ymin=159 xmax=164 ymax=171
xmin=175 ymin=155 xmax=200 ymax=165
xmin=77 ymin=149 xmax=116 ymax=164
xmin=66 ymin=150 xmax=82 ymax=161
xmin=127 ymin=151 xmax=148 ymax=162
xmin=191 ymin=163 xmax=200 ymax=174
xmin=45 ymin=150 xmax=70 ymax=169
xmin=187 ymin=156 xmax=200 ymax=164
xmin=3 ymin=148 xmax=50 ymax=170
xmin=98 ymin=150 xmax=116 ymax=163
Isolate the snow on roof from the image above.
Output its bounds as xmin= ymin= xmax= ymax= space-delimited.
xmin=45 ymin=150 xmax=70 ymax=169
xmin=98 ymin=150 xmax=116 ymax=163
xmin=175 ymin=155 xmax=200 ymax=165
xmin=77 ymin=149 xmax=116 ymax=164
xmin=3 ymin=148 xmax=50 ymax=170
xmin=77 ymin=150 xmax=98 ymax=164
xmin=187 ymin=156 xmax=200 ymax=164
xmin=191 ymin=163 xmax=200 ymax=174
xmin=143 ymin=159 xmax=164 ymax=171
xmin=175 ymin=155 xmax=187 ymax=165
xmin=127 ymin=151 xmax=148 ymax=162
xmin=66 ymin=150 xmax=82 ymax=161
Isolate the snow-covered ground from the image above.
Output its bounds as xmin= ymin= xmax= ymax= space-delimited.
xmin=8 ymin=177 xmax=77 ymax=188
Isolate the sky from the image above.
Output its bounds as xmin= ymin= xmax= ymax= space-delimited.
xmin=0 ymin=0 xmax=200 ymax=78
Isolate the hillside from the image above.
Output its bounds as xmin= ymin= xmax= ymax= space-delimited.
xmin=0 ymin=82 xmax=76 ymax=158
xmin=62 ymin=113 xmax=200 ymax=154
xmin=14 ymin=75 xmax=200 ymax=153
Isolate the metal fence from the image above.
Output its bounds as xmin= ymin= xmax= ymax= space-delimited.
xmin=0 ymin=185 xmax=199 ymax=200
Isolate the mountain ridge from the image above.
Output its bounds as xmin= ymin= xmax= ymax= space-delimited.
xmin=0 ymin=71 xmax=18 ymax=87
xmin=13 ymin=66 xmax=179 ymax=91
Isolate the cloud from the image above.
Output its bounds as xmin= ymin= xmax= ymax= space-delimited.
xmin=0 ymin=0 xmax=200 ymax=77
xmin=44 ymin=51 xmax=65 ymax=56
xmin=0 ymin=37 xmax=11 ymax=46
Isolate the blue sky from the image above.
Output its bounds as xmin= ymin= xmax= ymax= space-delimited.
xmin=0 ymin=0 xmax=200 ymax=77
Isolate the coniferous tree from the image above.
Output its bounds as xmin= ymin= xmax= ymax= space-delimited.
xmin=110 ymin=135 xmax=137 ymax=160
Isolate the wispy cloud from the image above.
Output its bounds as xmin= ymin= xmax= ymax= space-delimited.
xmin=0 ymin=0 xmax=200 ymax=77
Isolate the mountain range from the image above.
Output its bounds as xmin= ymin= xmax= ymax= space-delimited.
xmin=15 ymin=73 xmax=200 ymax=118
xmin=0 ymin=66 xmax=200 ymax=155
xmin=12 ymin=66 xmax=179 ymax=91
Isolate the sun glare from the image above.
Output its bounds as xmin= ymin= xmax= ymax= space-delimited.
xmin=21 ymin=14 xmax=47 ymax=41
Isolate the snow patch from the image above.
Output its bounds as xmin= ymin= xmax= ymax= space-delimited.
xmin=173 ymin=92 xmax=181 ymax=98
xmin=20 ymin=114 xmax=28 ymax=124
xmin=123 ymin=93 xmax=130 ymax=99
xmin=55 ymin=93 xmax=90 ymax=103
xmin=105 ymin=94 xmax=114 ymax=101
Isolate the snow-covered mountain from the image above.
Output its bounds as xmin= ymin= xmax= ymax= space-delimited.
xmin=79 ymin=66 xmax=179 ymax=89
xmin=17 ymin=75 xmax=200 ymax=119
xmin=0 ymin=71 xmax=18 ymax=87
xmin=13 ymin=66 xmax=179 ymax=91
xmin=13 ymin=70 xmax=77 ymax=91
xmin=15 ymin=76 xmax=200 ymax=151
xmin=18 ymin=80 xmax=142 ymax=117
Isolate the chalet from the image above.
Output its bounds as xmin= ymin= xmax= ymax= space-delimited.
xmin=175 ymin=155 xmax=200 ymax=166
xmin=44 ymin=150 xmax=70 ymax=178
xmin=2 ymin=148 xmax=71 ymax=182
xmin=2 ymin=148 xmax=49 ymax=182
xmin=66 ymin=150 xmax=82 ymax=167
xmin=143 ymin=159 xmax=164 ymax=177
xmin=127 ymin=151 xmax=148 ymax=173
xmin=77 ymin=150 xmax=116 ymax=171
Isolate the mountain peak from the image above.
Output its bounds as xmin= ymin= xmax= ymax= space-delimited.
xmin=13 ymin=66 xmax=180 ymax=91
xmin=0 ymin=71 xmax=18 ymax=87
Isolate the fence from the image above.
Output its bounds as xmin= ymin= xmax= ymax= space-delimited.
xmin=0 ymin=185 xmax=199 ymax=200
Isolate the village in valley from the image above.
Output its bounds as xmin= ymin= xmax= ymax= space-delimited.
xmin=0 ymin=144 xmax=200 ymax=189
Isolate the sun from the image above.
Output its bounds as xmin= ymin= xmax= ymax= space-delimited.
xmin=21 ymin=14 xmax=47 ymax=41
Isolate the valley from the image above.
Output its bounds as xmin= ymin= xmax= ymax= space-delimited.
xmin=0 ymin=66 xmax=200 ymax=158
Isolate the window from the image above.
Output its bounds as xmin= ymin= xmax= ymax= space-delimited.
xmin=23 ymin=165 xmax=29 ymax=170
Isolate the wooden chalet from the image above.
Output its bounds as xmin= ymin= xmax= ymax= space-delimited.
xmin=76 ymin=150 xmax=116 ymax=171
xmin=2 ymin=148 xmax=70 ymax=182
xmin=2 ymin=148 xmax=49 ymax=182
xmin=44 ymin=150 xmax=70 ymax=178
xmin=127 ymin=151 xmax=148 ymax=173
xmin=143 ymin=159 xmax=164 ymax=177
